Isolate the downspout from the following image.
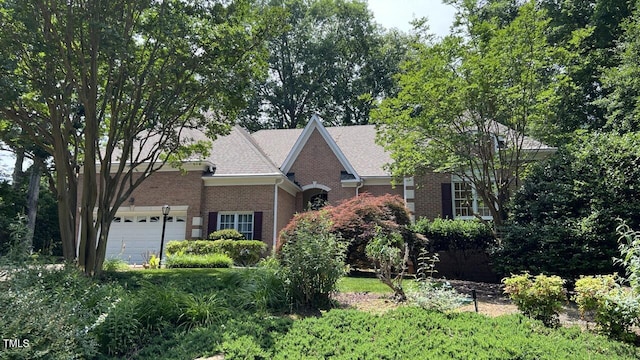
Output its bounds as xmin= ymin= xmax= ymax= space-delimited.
xmin=273 ymin=177 xmax=285 ymax=253
xmin=356 ymin=179 xmax=364 ymax=197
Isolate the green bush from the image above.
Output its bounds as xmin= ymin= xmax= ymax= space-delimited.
xmin=0 ymin=264 xmax=124 ymax=359
xmin=617 ymin=222 xmax=640 ymax=291
xmin=574 ymin=275 xmax=640 ymax=340
xmin=494 ymin=133 xmax=640 ymax=279
xmin=412 ymin=217 xmax=495 ymax=252
xmin=166 ymin=240 xmax=216 ymax=256
xmin=366 ymin=226 xmax=408 ymax=301
xmin=166 ymin=254 xmax=233 ymax=268
xmin=210 ymin=240 xmax=266 ymax=266
xmin=166 ymin=240 xmax=265 ymax=266
xmin=209 ymin=228 xmax=245 ymax=240
xmin=502 ymin=273 xmax=566 ymax=327
xmin=93 ymin=297 xmax=142 ymax=356
xmin=279 ymin=194 xmax=416 ymax=270
xmin=278 ymin=211 xmax=348 ymax=310
xmin=407 ymin=280 xmax=470 ymax=312
xmin=102 ymin=258 xmax=130 ymax=271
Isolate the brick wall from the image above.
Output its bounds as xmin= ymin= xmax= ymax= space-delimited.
xmin=276 ymin=188 xmax=296 ymax=249
xmin=413 ymin=173 xmax=452 ymax=220
xmin=360 ymin=185 xmax=403 ymax=198
xmin=289 ymin=129 xmax=356 ymax=210
xmin=78 ymin=170 xmax=204 ymax=239
xmin=203 ymin=185 xmax=276 ymax=248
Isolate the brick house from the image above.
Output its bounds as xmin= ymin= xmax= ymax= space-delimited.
xmin=102 ymin=115 xmax=553 ymax=264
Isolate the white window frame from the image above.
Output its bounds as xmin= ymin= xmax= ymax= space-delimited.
xmin=452 ymin=181 xmax=493 ymax=220
xmin=217 ymin=212 xmax=254 ymax=239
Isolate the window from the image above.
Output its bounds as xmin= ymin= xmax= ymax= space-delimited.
xmin=218 ymin=213 xmax=253 ymax=239
xmin=453 ymin=182 xmax=492 ymax=219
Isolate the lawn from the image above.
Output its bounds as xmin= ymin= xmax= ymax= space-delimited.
xmin=2 ymin=266 xmax=639 ymax=359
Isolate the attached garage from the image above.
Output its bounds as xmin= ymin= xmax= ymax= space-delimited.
xmin=104 ymin=206 xmax=188 ymax=264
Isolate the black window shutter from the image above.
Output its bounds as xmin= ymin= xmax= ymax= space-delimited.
xmin=253 ymin=211 xmax=263 ymax=240
xmin=441 ymin=183 xmax=453 ymax=219
xmin=207 ymin=212 xmax=218 ymax=238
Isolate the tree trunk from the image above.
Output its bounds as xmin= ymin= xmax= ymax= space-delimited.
xmin=12 ymin=148 xmax=24 ymax=188
xmin=24 ymin=160 xmax=42 ymax=253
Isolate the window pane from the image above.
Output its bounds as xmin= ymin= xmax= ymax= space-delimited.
xmin=219 ymin=214 xmax=235 ymax=230
xmin=453 ymin=182 xmax=473 ymax=217
xmin=237 ymin=214 xmax=253 ymax=239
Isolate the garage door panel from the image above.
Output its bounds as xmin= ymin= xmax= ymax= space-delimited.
xmin=106 ymin=218 xmax=187 ymax=265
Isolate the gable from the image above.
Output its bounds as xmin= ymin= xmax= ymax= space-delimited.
xmin=288 ymin=128 xmax=349 ymax=185
xmin=280 ymin=115 xmax=360 ymax=179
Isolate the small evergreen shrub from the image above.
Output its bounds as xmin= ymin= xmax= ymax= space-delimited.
xmin=166 ymin=254 xmax=233 ymax=268
xmin=502 ymin=273 xmax=566 ymax=327
xmin=278 ymin=211 xmax=348 ymax=310
xmin=209 ymin=228 xmax=245 ymax=240
xmin=166 ymin=240 xmax=216 ymax=255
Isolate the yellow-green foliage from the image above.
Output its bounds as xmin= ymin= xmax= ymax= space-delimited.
xmin=573 ymin=274 xmax=640 ymax=339
xmin=503 ymin=273 xmax=566 ymax=327
xmin=574 ymin=274 xmax=618 ymax=318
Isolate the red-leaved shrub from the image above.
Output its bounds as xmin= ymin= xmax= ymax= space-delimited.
xmin=278 ymin=193 xmax=419 ymax=269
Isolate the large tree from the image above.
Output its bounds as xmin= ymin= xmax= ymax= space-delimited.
xmin=0 ymin=0 xmax=282 ymax=275
xmin=238 ymin=0 xmax=407 ymax=130
xmin=598 ymin=0 xmax=640 ymax=132
xmin=374 ymin=1 xmax=565 ymax=228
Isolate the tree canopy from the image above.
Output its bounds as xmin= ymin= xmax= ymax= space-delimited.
xmin=374 ymin=1 xmax=564 ymax=226
xmin=238 ymin=0 xmax=409 ymax=130
xmin=0 ymin=0 xmax=283 ymax=274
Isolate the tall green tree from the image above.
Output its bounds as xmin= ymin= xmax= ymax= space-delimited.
xmin=540 ymin=0 xmax=634 ymax=137
xmin=239 ymin=0 xmax=407 ymax=130
xmin=598 ymin=0 xmax=640 ymax=132
xmin=375 ymin=1 xmax=564 ymax=227
xmin=0 ymin=0 xmax=282 ymax=275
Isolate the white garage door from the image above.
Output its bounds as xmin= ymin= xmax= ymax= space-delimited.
xmin=106 ymin=208 xmax=187 ymax=265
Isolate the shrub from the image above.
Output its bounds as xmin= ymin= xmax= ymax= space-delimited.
xmin=278 ymin=211 xmax=348 ymax=310
xmin=494 ymin=133 xmax=640 ymax=279
xmin=210 ymin=240 xmax=266 ymax=266
xmin=279 ymin=193 xmax=417 ymax=269
xmin=502 ymin=273 xmax=566 ymax=327
xmin=209 ymin=228 xmax=245 ymax=240
xmin=574 ymin=275 xmax=640 ymax=339
xmin=166 ymin=240 xmax=265 ymax=266
xmin=413 ymin=217 xmax=495 ymax=252
xmin=0 ymin=264 xmax=124 ymax=359
xmin=102 ymin=258 xmax=130 ymax=271
xmin=165 ymin=254 xmax=233 ymax=268
xmin=407 ymin=280 xmax=470 ymax=312
xmin=166 ymin=240 xmax=216 ymax=255
xmin=365 ymin=226 xmax=408 ymax=301
xmin=616 ymin=222 xmax=640 ymax=292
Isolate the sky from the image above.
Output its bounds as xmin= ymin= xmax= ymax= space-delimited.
xmin=367 ymin=0 xmax=456 ymax=38
xmin=0 ymin=1 xmax=457 ymax=178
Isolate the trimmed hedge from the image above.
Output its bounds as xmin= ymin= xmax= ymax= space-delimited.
xmin=209 ymin=228 xmax=245 ymax=240
xmin=165 ymin=240 xmax=266 ymax=266
xmin=412 ymin=217 xmax=495 ymax=252
xmin=165 ymin=253 xmax=233 ymax=268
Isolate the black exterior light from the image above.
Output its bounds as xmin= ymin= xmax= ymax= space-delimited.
xmin=159 ymin=204 xmax=170 ymax=267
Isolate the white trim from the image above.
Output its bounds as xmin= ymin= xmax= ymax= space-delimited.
xmin=273 ymin=178 xmax=284 ymax=248
xmin=280 ymin=115 xmax=361 ymax=181
xmin=451 ymin=180 xmax=493 ymax=220
xmin=217 ymin=212 xmax=254 ymax=240
xmin=301 ymin=182 xmax=332 ymax=192
xmin=93 ymin=160 xmax=214 ymax=174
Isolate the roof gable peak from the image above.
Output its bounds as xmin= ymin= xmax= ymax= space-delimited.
xmin=280 ymin=115 xmax=360 ymax=180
